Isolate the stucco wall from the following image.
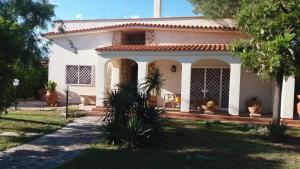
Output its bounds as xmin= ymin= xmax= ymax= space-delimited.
xmin=48 ymin=32 xmax=113 ymax=104
xmin=155 ymin=31 xmax=244 ymax=45
xmin=154 ymin=60 xmax=182 ymax=106
xmin=240 ymin=71 xmax=274 ymax=114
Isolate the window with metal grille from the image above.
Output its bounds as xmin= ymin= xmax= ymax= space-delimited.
xmin=66 ymin=65 xmax=93 ymax=85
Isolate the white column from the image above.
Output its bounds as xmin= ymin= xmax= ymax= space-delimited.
xmin=180 ymin=63 xmax=192 ymax=112
xmin=280 ymin=76 xmax=295 ymax=119
xmin=228 ymin=63 xmax=241 ymax=116
xmin=96 ymin=57 xmax=108 ymax=107
xmin=137 ymin=61 xmax=148 ymax=85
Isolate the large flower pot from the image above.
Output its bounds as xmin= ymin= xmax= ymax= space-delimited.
xmin=248 ymin=101 xmax=262 ymax=118
xmin=45 ymin=91 xmax=57 ymax=107
xmin=201 ymin=105 xmax=217 ymax=114
xmin=297 ymin=95 xmax=300 ymax=117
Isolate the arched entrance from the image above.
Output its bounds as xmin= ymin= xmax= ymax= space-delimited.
xmin=147 ymin=59 xmax=182 ymax=107
xmin=106 ymin=58 xmax=138 ymax=90
xmin=191 ymin=59 xmax=230 ymax=110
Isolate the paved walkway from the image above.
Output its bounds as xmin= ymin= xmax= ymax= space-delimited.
xmin=0 ymin=116 xmax=102 ymax=169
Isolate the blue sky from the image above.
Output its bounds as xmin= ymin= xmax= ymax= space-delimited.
xmin=49 ymin=0 xmax=199 ymax=20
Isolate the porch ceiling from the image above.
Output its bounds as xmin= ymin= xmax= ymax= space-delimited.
xmin=95 ymin=44 xmax=229 ymax=52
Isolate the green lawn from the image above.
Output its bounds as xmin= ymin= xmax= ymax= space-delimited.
xmin=0 ymin=110 xmax=70 ymax=151
xmin=59 ymin=120 xmax=300 ymax=169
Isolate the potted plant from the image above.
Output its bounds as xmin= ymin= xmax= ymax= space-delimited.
xmin=247 ymin=96 xmax=262 ymax=117
xmin=201 ymin=100 xmax=218 ymax=114
xmin=45 ymin=80 xmax=57 ymax=107
xmin=143 ymin=68 xmax=165 ymax=106
xmin=296 ymin=95 xmax=300 ymax=117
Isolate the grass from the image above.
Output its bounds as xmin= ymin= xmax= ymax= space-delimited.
xmin=58 ymin=120 xmax=300 ymax=169
xmin=0 ymin=110 xmax=70 ymax=151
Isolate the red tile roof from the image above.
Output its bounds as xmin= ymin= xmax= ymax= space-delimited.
xmin=43 ymin=23 xmax=237 ymax=36
xmin=95 ymin=44 xmax=230 ymax=52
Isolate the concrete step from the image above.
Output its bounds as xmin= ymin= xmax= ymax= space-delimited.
xmin=91 ymin=106 xmax=106 ymax=112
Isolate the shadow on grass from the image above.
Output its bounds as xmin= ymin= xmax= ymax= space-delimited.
xmin=0 ymin=117 xmax=66 ymax=126
xmin=58 ymin=120 xmax=300 ymax=169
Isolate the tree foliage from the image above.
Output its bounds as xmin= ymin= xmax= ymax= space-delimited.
xmin=189 ymin=0 xmax=242 ymax=18
xmin=0 ymin=0 xmax=55 ymax=112
xmin=190 ymin=0 xmax=300 ymax=124
xmin=232 ymin=0 xmax=300 ymax=124
xmin=233 ymin=0 xmax=300 ymax=78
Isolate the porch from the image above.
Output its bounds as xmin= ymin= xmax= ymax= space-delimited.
xmin=95 ymin=49 xmax=296 ymax=119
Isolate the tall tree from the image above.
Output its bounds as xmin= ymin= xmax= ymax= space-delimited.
xmin=189 ymin=0 xmax=242 ymax=18
xmin=190 ymin=0 xmax=300 ymax=124
xmin=0 ymin=0 xmax=55 ymax=112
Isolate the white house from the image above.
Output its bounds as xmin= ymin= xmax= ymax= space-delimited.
xmin=43 ymin=0 xmax=296 ymax=119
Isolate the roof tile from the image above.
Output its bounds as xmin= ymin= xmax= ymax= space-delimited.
xmin=44 ymin=23 xmax=237 ymax=36
xmin=95 ymin=44 xmax=230 ymax=52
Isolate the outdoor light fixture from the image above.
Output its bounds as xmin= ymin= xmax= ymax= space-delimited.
xmin=171 ymin=65 xmax=177 ymax=72
xmin=64 ymin=84 xmax=70 ymax=118
xmin=13 ymin=79 xmax=19 ymax=110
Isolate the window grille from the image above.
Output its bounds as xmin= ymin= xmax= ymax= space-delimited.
xmin=66 ymin=65 xmax=93 ymax=86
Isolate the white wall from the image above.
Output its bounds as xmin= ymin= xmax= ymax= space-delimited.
xmin=240 ymin=71 xmax=274 ymax=114
xmin=154 ymin=60 xmax=182 ymax=106
xmin=48 ymin=32 xmax=113 ymax=104
xmin=155 ymin=31 xmax=244 ymax=45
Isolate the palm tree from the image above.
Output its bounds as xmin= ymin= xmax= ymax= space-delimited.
xmin=142 ymin=68 xmax=165 ymax=99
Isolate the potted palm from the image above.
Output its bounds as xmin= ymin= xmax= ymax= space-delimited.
xmin=45 ymin=80 xmax=57 ymax=107
xmin=247 ymin=96 xmax=262 ymax=117
xmin=142 ymin=68 xmax=165 ymax=106
xmin=201 ymin=99 xmax=218 ymax=114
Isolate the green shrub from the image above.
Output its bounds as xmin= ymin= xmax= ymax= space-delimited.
xmin=267 ymin=124 xmax=287 ymax=142
xmin=237 ymin=124 xmax=269 ymax=136
xmin=45 ymin=80 xmax=57 ymax=92
xmin=103 ymin=81 xmax=165 ymax=149
xmin=211 ymin=120 xmax=222 ymax=125
xmin=124 ymin=115 xmax=153 ymax=149
xmin=204 ymin=121 xmax=212 ymax=128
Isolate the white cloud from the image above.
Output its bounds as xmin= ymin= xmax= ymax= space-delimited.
xmin=130 ymin=15 xmax=140 ymax=19
xmin=75 ymin=13 xmax=83 ymax=20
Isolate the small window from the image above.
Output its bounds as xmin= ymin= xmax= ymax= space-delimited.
xmin=66 ymin=65 xmax=93 ymax=86
xmin=122 ymin=31 xmax=145 ymax=45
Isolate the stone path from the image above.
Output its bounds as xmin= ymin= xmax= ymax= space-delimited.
xmin=0 ymin=116 xmax=102 ymax=169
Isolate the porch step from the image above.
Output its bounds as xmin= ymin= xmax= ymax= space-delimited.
xmin=91 ymin=106 xmax=106 ymax=112
xmin=166 ymin=112 xmax=300 ymax=127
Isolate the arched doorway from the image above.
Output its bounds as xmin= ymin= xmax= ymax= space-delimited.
xmin=191 ymin=59 xmax=230 ymax=110
xmin=106 ymin=58 xmax=138 ymax=90
xmin=147 ymin=59 xmax=182 ymax=107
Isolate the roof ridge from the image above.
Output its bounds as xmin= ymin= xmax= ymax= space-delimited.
xmin=43 ymin=23 xmax=237 ymax=37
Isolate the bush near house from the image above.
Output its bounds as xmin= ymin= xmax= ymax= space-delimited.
xmin=102 ymin=82 xmax=165 ymax=149
xmin=14 ymin=60 xmax=48 ymax=99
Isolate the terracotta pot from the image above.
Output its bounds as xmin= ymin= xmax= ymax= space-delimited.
xmin=201 ymin=105 xmax=217 ymax=114
xmin=297 ymin=95 xmax=300 ymax=117
xmin=45 ymin=91 xmax=57 ymax=107
xmin=247 ymin=99 xmax=262 ymax=116
xmin=248 ymin=105 xmax=262 ymax=114
xmin=149 ymin=96 xmax=157 ymax=106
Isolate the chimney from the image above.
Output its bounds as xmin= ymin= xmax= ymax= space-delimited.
xmin=154 ymin=0 xmax=162 ymax=18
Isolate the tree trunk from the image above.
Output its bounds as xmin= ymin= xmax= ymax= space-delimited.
xmin=272 ymin=72 xmax=284 ymax=125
